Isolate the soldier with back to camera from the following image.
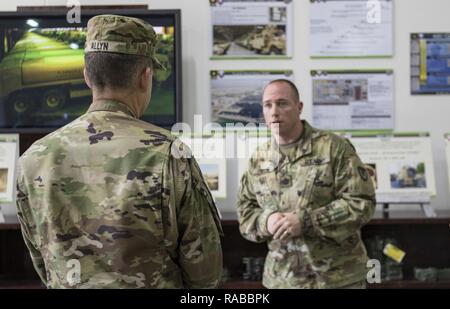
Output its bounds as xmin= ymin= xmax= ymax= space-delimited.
xmin=237 ymin=79 xmax=375 ymax=289
xmin=16 ymin=15 xmax=223 ymax=289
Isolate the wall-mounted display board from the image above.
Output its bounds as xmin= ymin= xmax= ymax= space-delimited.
xmin=445 ymin=133 xmax=450 ymax=194
xmin=311 ymin=70 xmax=394 ymax=130
xmin=411 ymin=33 xmax=450 ymax=94
xmin=340 ymin=132 xmax=436 ymax=204
xmin=211 ymin=70 xmax=293 ymax=125
xmin=197 ymin=158 xmax=227 ymax=199
xmin=210 ymin=0 xmax=293 ymax=59
xmin=0 ymin=134 xmax=19 ymax=204
xmin=310 ymin=0 xmax=393 ymax=58
xmin=177 ymin=134 xmax=227 ymax=199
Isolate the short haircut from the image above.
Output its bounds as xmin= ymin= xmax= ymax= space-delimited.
xmin=84 ymin=52 xmax=153 ymax=90
xmin=263 ymin=79 xmax=300 ymax=102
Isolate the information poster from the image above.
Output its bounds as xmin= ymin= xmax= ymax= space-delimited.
xmin=0 ymin=134 xmax=19 ymax=204
xmin=312 ymin=70 xmax=394 ymax=130
xmin=177 ymin=134 xmax=227 ymax=198
xmin=411 ymin=33 xmax=450 ymax=94
xmin=210 ymin=0 xmax=293 ymax=59
xmin=445 ymin=133 xmax=450 ymax=194
xmin=211 ymin=70 xmax=293 ymax=125
xmin=197 ymin=158 xmax=227 ymax=199
xmin=343 ymin=132 xmax=436 ymax=203
xmin=310 ymin=0 xmax=393 ymax=58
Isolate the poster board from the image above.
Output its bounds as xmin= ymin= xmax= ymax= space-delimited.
xmin=211 ymin=70 xmax=293 ymax=125
xmin=210 ymin=0 xmax=293 ymax=59
xmin=342 ymin=132 xmax=436 ymax=203
xmin=445 ymin=133 xmax=450 ymax=194
xmin=411 ymin=33 xmax=450 ymax=94
xmin=0 ymin=134 xmax=19 ymax=205
xmin=311 ymin=70 xmax=394 ymax=130
xmin=310 ymin=0 xmax=393 ymax=58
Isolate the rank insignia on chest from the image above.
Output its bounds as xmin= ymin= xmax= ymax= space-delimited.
xmin=280 ymin=175 xmax=293 ymax=188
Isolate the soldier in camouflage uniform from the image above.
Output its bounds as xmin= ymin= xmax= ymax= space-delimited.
xmin=237 ymin=79 xmax=375 ymax=288
xmin=16 ymin=15 xmax=223 ymax=289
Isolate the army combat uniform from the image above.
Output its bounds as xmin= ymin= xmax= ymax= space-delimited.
xmin=237 ymin=121 xmax=375 ymax=288
xmin=15 ymin=15 xmax=223 ymax=289
xmin=16 ymin=99 xmax=223 ymax=288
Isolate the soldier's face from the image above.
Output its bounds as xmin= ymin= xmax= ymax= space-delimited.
xmin=262 ymin=82 xmax=302 ymax=137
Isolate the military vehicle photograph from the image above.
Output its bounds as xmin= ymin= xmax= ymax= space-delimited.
xmin=390 ymin=162 xmax=427 ymax=189
xmin=213 ymin=24 xmax=286 ymax=56
xmin=0 ymin=16 xmax=178 ymax=130
xmin=211 ymin=70 xmax=292 ymax=125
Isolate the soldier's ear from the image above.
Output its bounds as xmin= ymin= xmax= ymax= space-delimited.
xmin=83 ymin=68 xmax=92 ymax=89
xmin=298 ymin=101 xmax=303 ymax=114
xmin=139 ymin=67 xmax=153 ymax=90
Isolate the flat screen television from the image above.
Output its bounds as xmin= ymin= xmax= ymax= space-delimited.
xmin=0 ymin=8 xmax=182 ymax=132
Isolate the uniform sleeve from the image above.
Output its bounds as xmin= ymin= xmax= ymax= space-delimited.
xmin=165 ymin=142 xmax=223 ymax=288
xmin=237 ymin=170 xmax=276 ymax=243
xmin=16 ymin=163 xmax=48 ymax=285
xmin=301 ymin=139 xmax=376 ymax=243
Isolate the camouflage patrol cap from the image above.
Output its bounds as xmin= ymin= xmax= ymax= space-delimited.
xmin=85 ymin=14 xmax=165 ymax=70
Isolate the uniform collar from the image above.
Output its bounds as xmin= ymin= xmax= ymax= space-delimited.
xmin=87 ymin=99 xmax=137 ymax=118
xmin=272 ymin=120 xmax=313 ymax=163
xmin=292 ymin=120 xmax=313 ymax=161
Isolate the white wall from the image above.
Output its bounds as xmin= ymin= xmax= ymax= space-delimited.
xmin=1 ymin=0 xmax=450 ymax=215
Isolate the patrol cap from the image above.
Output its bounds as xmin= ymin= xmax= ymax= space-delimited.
xmin=85 ymin=14 xmax=165 ymax=70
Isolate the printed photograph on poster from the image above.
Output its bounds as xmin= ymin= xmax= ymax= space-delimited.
xmin=342 ymin=132 xmax=437 ymax=203
xmin=0 ymin=168 xmax=7 ymax=193
xmin=0 ymin=134 xmax=19 ymax=203
xmin=310 ymin=0 xmax=393 ymax=57
xmin=312 ymin=70 xmax=394 ymax=130
xmin=389 ymin=162 xmax=427 ymax=189
xmin=210 ymin=0 xmax=293 ymax=59
xmin=411 ymin=33 xmax=450 ymax=95
xmin=211 ymin=70 xmax=293 ymax=125
xmin=364 ymin=163 xmax=378 ymax=189
xmin=197 ymin=159 xmax=227 ymax=199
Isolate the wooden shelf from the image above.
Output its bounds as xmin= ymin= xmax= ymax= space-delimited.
xmin=0 ymin=279 xmax=44 ymax=289
xmin=368 ymin=280 xmax=450 ymax=289
xmin=219 ymin=280 xmax=264 ymax=289
xmin=219 ymin=279 xmax=450 ymax=289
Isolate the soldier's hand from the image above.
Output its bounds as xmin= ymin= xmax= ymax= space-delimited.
xmin=272 ymin=212 xmax=301 ymax=241
xmin=267 ymin=212 xmax=284 ymax=235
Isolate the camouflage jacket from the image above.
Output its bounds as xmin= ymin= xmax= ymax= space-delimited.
xmin=237 ymin=121 xmax=375 ymax=288
xmin=16 ymin=99 xmax=223 ymax=289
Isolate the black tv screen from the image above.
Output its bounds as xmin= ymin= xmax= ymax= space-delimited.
xmin=0 ymin=9 xmax=181 ymax=132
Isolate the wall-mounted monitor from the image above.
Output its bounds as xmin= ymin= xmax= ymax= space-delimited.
xmin=0 ymin=8 xmax=182 ymax=132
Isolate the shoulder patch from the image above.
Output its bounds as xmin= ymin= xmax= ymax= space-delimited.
xmin=358 ymin=166 xmax=369 ymax=181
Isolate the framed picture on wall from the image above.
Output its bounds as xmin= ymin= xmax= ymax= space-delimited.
xmin=411 ymin=33 xmax=450 ymax=95
xmin=209 ymin=0 xmax=293 ymax=59
xmin=310 ymin=0 xmax=394 ymax=58
xmin=197 ymin=158 xmax=227 ymax=199
xmin=211 ymin=70 xmax=293 ymax=126
xmin=311 ymin=70 xmax=394 ymax=130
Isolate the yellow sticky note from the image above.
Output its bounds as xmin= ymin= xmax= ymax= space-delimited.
xmin=383 ymin=243 xmax=406 ymax=263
